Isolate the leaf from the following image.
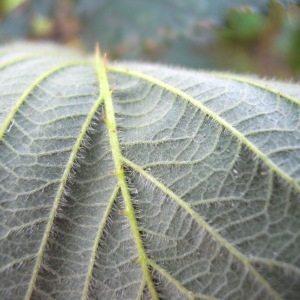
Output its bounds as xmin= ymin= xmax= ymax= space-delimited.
xmin=0 ymin=0 xmax=59 ymax=42
xmin=0 ymin=43 xmax=300 ymax=300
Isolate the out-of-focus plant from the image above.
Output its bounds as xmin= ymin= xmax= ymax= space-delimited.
xmin=0 ymin=0 xmax=299 ymax=79
xmin=217 ymin=1 xmax=300 ymax=79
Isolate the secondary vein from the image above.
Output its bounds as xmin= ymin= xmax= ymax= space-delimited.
xmin=24 ymin=61 xmax=104 ymax=300
xmin=0 ymin=60 xmax=88 ymax=141
xmin=82 ymin=186 xmax=120 ymax=299
xmin=121 ymin=156 xmax=282 ymax=300
xmin=109 ymin=66 xmax=300 ymax=193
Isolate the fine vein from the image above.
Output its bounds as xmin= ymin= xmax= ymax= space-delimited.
xmin=148 ymin=259 xmax=217 ymax=300
xmin=109 ymin=66 xmax=300 ymax=192
xmin=0 ymin=54 xmax=43 ymax=70
xmin=209 ymin=72 xmax=300 ymax=106
xmin=0 ymin=60 xmax=88 ymax=141
xmin=82 ymin=186 xmax=120 ymax=299
xmin=25 ymin=61 xmax=104 ymax=300
xmin=121 ymin=156 xmax=282 ymax=300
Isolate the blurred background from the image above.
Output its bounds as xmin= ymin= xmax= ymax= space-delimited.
xmin=0 ymin=0 xmax=299 ymax=79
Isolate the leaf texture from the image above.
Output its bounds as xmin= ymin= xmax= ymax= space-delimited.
xmin=0 ymin=43 xmax=300 ymax=300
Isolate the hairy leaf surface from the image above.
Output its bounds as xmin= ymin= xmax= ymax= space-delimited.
xmin=0 ymin=43 xmax=300 ymax=300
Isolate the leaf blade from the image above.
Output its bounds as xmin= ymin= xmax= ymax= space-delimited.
xmin=109 ymin=65 xmax=300 ymax=191
xmin=1 ymin=43 xmax=300 ymax=299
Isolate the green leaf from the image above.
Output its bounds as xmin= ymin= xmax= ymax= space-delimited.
xmin=75 ymin=0 xmax=300 ymax=67
xmin=0 ymin=0 xmax=27 ymax=14
xmin=0 ymin=43 xmax=300 ymax=299
xmin=2 ymin=0 xmax=299 ymax=70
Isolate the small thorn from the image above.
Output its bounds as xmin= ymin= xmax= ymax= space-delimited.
xmin=132 ymin=257 xmax=140 ymax=263
xmin=103 ymin=53 xmax=107 ymax=70
xmin=116 ymin=164 xmax=123 ymax=174
xmin=119 ymin=209 xmax=129 ymax=216
xmin=95 ymin=43 xmax=101 ymax=57
xmin=101 ymin=106 xmax=108 ymax=123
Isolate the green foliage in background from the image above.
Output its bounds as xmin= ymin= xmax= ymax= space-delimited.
xmin=0 ymin=0 xmax=299 ymax=78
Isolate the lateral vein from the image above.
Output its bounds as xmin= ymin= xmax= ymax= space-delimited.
xmin=0 ymin=61 xmax=88 ymax=141
xmin=82 ymin=186 xmax=120 ymax=300
xmin=25 ymin=61 xmax=104 ymax=300
xmin=109 ymin=66 xmax=300 ymax=193
xmin=121 ymin=156 xmax=282 ymax=300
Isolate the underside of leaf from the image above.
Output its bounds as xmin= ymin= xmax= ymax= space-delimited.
xmin=0 ymin=43 xmax=300 ymax=300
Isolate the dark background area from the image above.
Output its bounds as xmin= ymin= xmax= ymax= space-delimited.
xmin=0 ymin=0 xmax=299 ymax=80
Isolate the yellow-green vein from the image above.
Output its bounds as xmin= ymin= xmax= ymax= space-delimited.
xmin=0 ymin=60 xmax=88 ymax=141
xmin=136 ymin=278 xmax=147 ymax=300
xmin=109 ymin=66 xmax=300 ymax=193
xmin=82 ymin=186 xmax=120 ymax=300
xmin=248 ymin=257 xmax=300 ymax=276
xmin=25 ymin=61 xmax=104 ymax=300
xmin=208 ymin=72 xmax=300 ymax=106
xmin=95 ymin=49 xmax=158 ymax=300
xmin=0 ymin=54 xmax=43 ymax=70
xmin=148 ymin=259 xmax=217 ymax=300
xmin=121 ymin=156 xmax=282 ymax=300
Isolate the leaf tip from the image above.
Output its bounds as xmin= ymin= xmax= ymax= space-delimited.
xmin=95 ymin=42 xmax=101 ymax=58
